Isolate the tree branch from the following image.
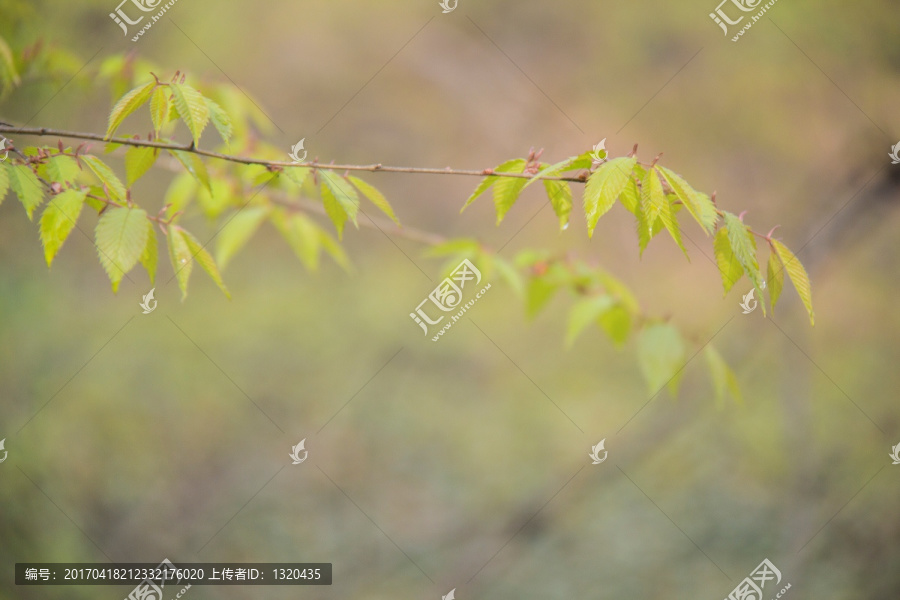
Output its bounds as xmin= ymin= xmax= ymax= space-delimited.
xmin=0 ymin=123 xmax=589 ymax=182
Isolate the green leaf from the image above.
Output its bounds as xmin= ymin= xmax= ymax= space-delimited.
xmin=461 ymin=158 xmax=524 ymax=211
xmin=771 ymin=239 xmax=814 ymax=325
xmin=658 ymin=166 xmax=718 ymax=234
xmin=619 ymin=177 xmax=640 ymax=216
xmin=283 ymin=166 xmax=311 ymax=188
xmin=713 ymin=228 xmax=744 ymax=294
xmin=95 ymin=207 xmax=149 ymax=292
xmin=216 ymin=206 xmax=269 ymax=269
xmin=140 ymin=220 xmax=158 ymax=284
xmin=169 ymin=149 xmax=211 ymax=192
xmin=643 ymin=167 xmax=687 ymax=258
xmin=522 ymin=157 xmax=576 ymax=190
xmin=164 ymin=172 xmax=198 ymax=215
xmin=766 ymin=251 xmax=784 ymax=311
xmin=81 ymin=155 xmax=127 ymax=202
xmin=169 ymin=82 xmax=210 ymax=146
xmin=704 ymin=345 xmax=742 ymax=406
xmin=492 ymin=159 xmax=528 ymax=224
xmin=317 ymin=226 xmax=351 ymax=271
xmin=0 ymin=162 xmax=10 ymax=206
xmin=566 ymin=295 xmax=615 ymax=347
xmin=543 ymin=179 xmax=573 ymax=230
xmin=149 ymin=87 xmax=171 ymax=136
xmin=273 ymin=210 xmax=321 ymax=271
xmin=9 ymin=165 xmax=44 ymax=219
xmin=43 ymin=155 xmax=80 ymax=184
xmin=167 ymin=225 xmax=193 ymax=299
xmin=204 ymin=97 xmax=233 ymax=144
xmin=637 ymin=322 xmax=686 ymax=396
xmin=320 ymin=171 xmax=360 ymax=237
xmin=722 ymin=212 xmax=764 ymax=313
xmin=125 ymin=146 xmax=158 ymax=186
xmin=40 ymin=189 xmax=87 ymax=266
xmin=598 ymin=305 xmax=632 ymax=348
xmin=179 ymin=228 xmax=230 ymax=298
xmin=526 ymin=276 xmax=559 ymax=319
xmin=348 ymin=175 xmax=399 ymax=225
xmin=584 ymin=156 xmax=636 ymax=237
xmin=106 ymin=80 xmax=156 ymax=139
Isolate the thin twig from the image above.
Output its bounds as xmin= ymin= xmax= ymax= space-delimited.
xmin=0 ymin=124 xmax=588 ymax=182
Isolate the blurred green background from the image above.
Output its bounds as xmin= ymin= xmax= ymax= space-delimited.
xmin=1 ymin=0 xmax=899 ymax=598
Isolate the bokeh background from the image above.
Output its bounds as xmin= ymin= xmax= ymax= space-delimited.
xmin=1 ymin=0 xmax=899 ymax=598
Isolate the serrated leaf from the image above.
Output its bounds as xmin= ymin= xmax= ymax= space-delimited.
xmin=584 ymin=156 xmax=636 ymax=237
xmin=40 ymin=189 xmax=87 ymax=266
xmin=704 ymin=345 xmax=742 ymax=406
xmin=0 ymin=162 xmax=10 ymax=206
xmin=179 ymin=228 xmax=230 ymax=298
xmin=566 ymin=295 xmax=615 ymax=347
xmin=643 ymin=167 xmax=687 ymax=258
xmin=637 ymin=322 xmax=686 ymax=396
xmin=95 ymin=206 xmax=149 ymax=292
xmin=317 ymin=226 xmax=351 ymax=271
xmin=168 ymin=225 xmax=193 ymax=299
xmin=619 ymin=177 xmax=640 ymax=216
xmin=43 ymin=155 xmax=80 ymax=184
xmin=273 ymin=211 xmax=321 ymax=271
xmin=771 ymin=239 xmax=814 ymax=325
xmin=216 ymin=206 xmax=269 ymax=269
xmin=204 ymin=97 xmax=233 ymax=144
xmin=722 ymin=212 xmax=764 ymax=313
xmin=320 ymin=171 xmax=359 ymax=238
xmin=169 ymin=149 xmax=210 ymax=192
xmin=658 ymin=166 xmax=718 ymax=234
xmin=492 ymin=159 xmax=527 ymax=224
xmin=140 ymin=220 xmax=158 ymax=284
xmin=9 ymin=165 xmax=44 ymax=219
xmin=766 ymin=251 xmax=784 ymax=311
xmin=713 ymin=227 xmax=744 ymax=294
xmin=81 ymin=155 xmax=127 ymax=202
xmin=283 ymin=166 xmax=310 ymax=188
xmin=125 ymin=146 xmax=158 ymax=186
xmin=348 ymin=176 xmax=399 ymax=225
xmin=149 ymin=87 xmax=171 ymax=136
xmin=106 ymin=80 xmax=155 ymax=139
xmin=169 ymin=83 xmax=210 ymax=146
xmin=543 ymin=179 xmax=572 ymax=230
xmin=461 ymin=158 xmax=524 ymax=211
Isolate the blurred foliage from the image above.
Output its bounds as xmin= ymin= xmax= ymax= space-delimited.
xmin=1 ymin=0 xmax=899 ymax=599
